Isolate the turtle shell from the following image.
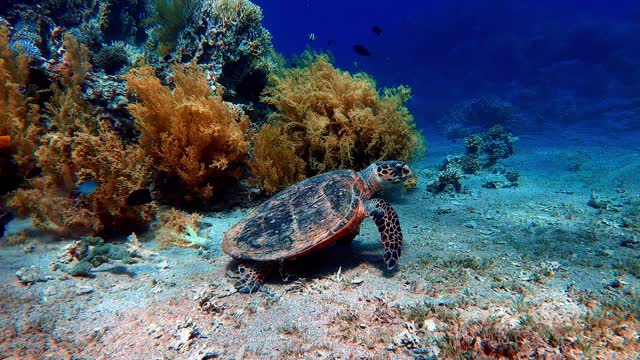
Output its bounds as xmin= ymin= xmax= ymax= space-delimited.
xmin=222 ymin=170 xmax=367 ymax=261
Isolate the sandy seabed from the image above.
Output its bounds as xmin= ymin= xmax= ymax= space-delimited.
xmin=1 ymin=128 xmax=639 ymax=359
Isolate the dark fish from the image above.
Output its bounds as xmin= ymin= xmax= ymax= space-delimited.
xmin=327 ymin=39 xmax=334 ymax=46
xmin=353 ymin=44 xmax=372 ymax=56
xmin=71 ymin=180 xmax=98 ymax=197
xmin=372 ymin=25 xmax=383 ymax=36
xmin=126 ymin=189 xmax=153 ymax=206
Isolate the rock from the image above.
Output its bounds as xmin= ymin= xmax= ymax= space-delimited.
xmin=76 ymin=285 xmax=94 ymax=295
xmin=423 ymin=318 xmax=437 ymax=332
xmin=15 ymin=266 xmax=47 ymax=284
xmin=193 ymin=349 xmax=222 ymax=360
xmin=146 ymin=323 xmax=164 ymax=339
xmin=463 ymin=221 xmax=477 ymax=229
xmin=43 ymin=286 xmax=58 ymax=297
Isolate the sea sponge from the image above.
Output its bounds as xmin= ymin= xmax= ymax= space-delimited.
xmin=251 ymin=53 xmax=425 ymax=194
xmin=126 ymin=64 xmax=250 ymax=203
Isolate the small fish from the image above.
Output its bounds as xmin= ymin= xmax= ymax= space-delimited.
xmin=327 ymin=39 xmax=334 ymax=46
xmin=126 ymin=188 xmax=153 ymax=206
xmin=308 ymin=33 xmax=316 ymax=42
xmin=372 ymin=25 xmax=383 ymax=36
xmin=352 ymin=44 xmax=372 ymax=56
xmin=71 ymin=180 xmax=98 ymax=197
xmin=0 ymin=135 xmax=11 ymax=148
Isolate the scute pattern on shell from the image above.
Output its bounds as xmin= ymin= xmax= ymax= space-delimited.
xmin=222 ymin=170 xmax=365 ymax=261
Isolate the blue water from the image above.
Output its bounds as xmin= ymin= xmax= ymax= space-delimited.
xmin=1 ymin=1 xmax=640 ymax=358
xmin=256 ymin=0 xmax=640 ymax=133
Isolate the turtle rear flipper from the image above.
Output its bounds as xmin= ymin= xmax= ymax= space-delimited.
xmin=235 ymin=261 xmax=274 ymax=294
xmin=366 ymin=198 xmax=403 ymax=269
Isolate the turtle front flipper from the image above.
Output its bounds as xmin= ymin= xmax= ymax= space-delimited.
xmin=235 ymin=261 xmax=274 ymax=294
xmin=365 ymin=198 xmax=403 ymax=270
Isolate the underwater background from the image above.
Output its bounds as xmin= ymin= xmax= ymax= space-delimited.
xmin=258 ymin=0 xmax=640 ymax=135
xmin=0 ymin=0 xmax=639 ymax=358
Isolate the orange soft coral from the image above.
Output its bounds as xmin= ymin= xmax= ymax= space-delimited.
xmin=0 ymin=24 xmax=43 ymax=172
xmin=6 ymin=32 xmax=155 ymax=237
xmin=154 ymin=208 xmax=205 ymax=249
xmin=126 ymin=64 xmax=250 ymax=202
xmin=251 ymin=53 xmax=425 ymax=194
xmin=9 ymin=121 xmax=156 ymax=236
xmin=250 ymin=122 xmax=306 ymax=195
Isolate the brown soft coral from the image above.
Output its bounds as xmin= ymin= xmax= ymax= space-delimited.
xmin=0 ymin=24 xmax=43 ymax=173
xmin=126 ymin=65 xmax=251 ymax=202
xmin=9 ymin=121 xmax=155 ymax=236
xmin=252 ymin=53 xmax=425 ymax=194
xmin=154 ymin=208 xmax=204 ymax=249
xmin=7 ymin=33 xmax=155 ymax=237
xmin=250 ymin=122 xmax=306 ymax=195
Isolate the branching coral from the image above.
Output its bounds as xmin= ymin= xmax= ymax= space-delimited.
xmin=251 ymin=53 xmax=425 ymax=194
xmin=126 ymin=64 xmax=250 ymax=202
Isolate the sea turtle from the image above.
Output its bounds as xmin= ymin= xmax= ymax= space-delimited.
xmin=222 ymin=160 xmax=413 ymax=293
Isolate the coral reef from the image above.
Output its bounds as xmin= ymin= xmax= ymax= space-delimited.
xmin=252 ymin=53 xmax=425 ymax=194
xmin=92 ymin=43 xmax=130 ymax=75
xmin=145 ymin=0 xmax=198 ymax=57
xmin=3 ymin=32 xmax=156 ymax=237
xmin=0 ymin=24 xmax=42 ymax=174
xmin=441 ymin=96 xmax=523 ymax=140
xmin=9 ymin=120 xmax=156 ymax=236
xmin=50 ymin=234 xmax=154 ymax=276
xmin=463 ymin=125 xmax=517 ymax=170
xmin=169 ymin=0 xmax=276 ymax=117
xmin=428 ymin=126 xmax=518 ymax=193
xmin=126 ymin=64 xmax=250 ymax=203
xmin=249 ymin=123 xmax=306 ymax=195
xmin=427 ymin=157 xmax=464 ymax=193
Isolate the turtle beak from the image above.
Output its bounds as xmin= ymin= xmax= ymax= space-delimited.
xmin=394 ymin=162 xmax=411 ymax=179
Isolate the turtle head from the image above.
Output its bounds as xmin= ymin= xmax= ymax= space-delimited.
xmin=374 ymin=160 xmax=413 ymax=184
xmin=360 ymin=160 xmax=413 ymax=193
